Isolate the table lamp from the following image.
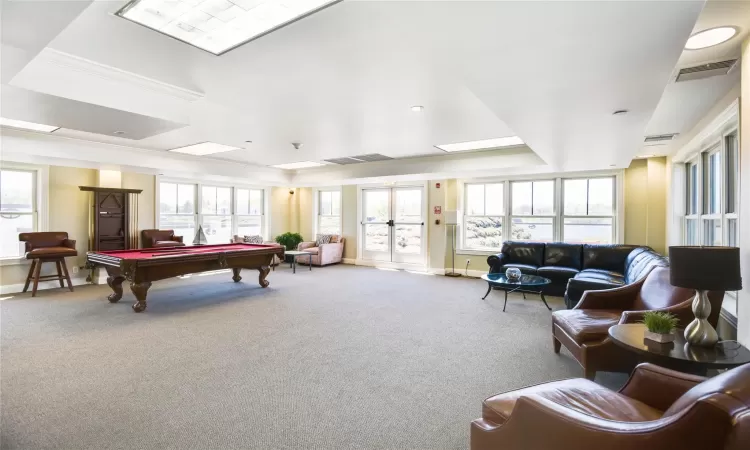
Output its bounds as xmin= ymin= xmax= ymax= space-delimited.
xmin=669 ymin=246 xmax=742 ymax=347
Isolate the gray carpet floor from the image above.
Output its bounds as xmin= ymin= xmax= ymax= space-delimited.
xmin=1 ymin=264 xmax=619 ymax=450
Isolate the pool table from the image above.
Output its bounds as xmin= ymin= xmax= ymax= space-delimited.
xmin=86 ymin=243 xmax=285 ymax=312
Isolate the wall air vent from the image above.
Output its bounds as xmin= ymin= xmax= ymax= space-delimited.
xmin=675 ymin=59 xmax=738 ymax=82
xmin=323 ymin=153 xmax=393 ymax=165
xmin=644 ymin=133 xmax=678 ymax=143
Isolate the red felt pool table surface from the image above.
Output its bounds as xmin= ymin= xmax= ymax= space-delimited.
xmin=93 ymin=243 xmax=278 ymax=260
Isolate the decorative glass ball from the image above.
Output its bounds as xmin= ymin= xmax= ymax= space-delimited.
xmin=505 ymin=267 xmax=522 ymax=281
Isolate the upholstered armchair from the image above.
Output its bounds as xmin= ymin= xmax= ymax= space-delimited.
xmin=141 ymin=229 xmax=185 ymax=248
xmin=470 ymin=362 xmax=750 ymax=450
xmin=297 ymin=236 xmax=345 ymax=266
xmin=552 ymin=266 xmax=724 ymax=379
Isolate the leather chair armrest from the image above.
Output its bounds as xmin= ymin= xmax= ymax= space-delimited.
xmin=486 ymin=253 xmax=506 ymax=273
xmin=173 ymin=236 xmax=183 ymax=243
xmin=620 ymin=299 xmax=696 ymax=328
xmin=618 ymin=363 xmax=705 ymax=411
xmin=62 ymin=239 xmax=76 ymax=250
xmin=23 ymin=242 xmax=34 ymax=252
xmin=472 ymin=394 xmax=672 ymax=450
xmin=573 ymin=278 xmax=645 ymax=310
xmin=298 ymin=241 xmax=316 ymax=251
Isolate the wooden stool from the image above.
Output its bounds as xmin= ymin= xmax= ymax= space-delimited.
xmin=23 ymin=257 xmax=74 ymax=297
xmin=18 ymin=232 xmax=78 ymax=297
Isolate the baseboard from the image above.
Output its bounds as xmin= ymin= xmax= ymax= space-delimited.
xmin=440 ymin=269 xmax=485 ymax=278
xmin=1 ymin=277 xmax=89 ymax=296
xmin=342 ymin=258 xmax=356 ymax=265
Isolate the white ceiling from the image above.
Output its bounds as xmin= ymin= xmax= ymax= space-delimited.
xmin=0 ymin=0 xmax=734 ymax=180
xmin=644 ymin=0 xmax=748 ymax=156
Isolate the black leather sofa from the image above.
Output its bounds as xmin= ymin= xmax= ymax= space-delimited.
xmin=486 ymin=241 xmax=668 ymax=308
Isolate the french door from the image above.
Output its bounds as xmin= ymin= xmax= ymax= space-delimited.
xmin=361 ymin=186 xmax=425 ymax=265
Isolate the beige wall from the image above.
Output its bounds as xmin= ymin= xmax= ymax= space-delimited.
xmin=269 ymin=187 xmax=290 ymax=240
xmin=737 ymin=36 xmax=750 ymax=346
xmin=624 ymin=157 xmax=667 ymax=254
xmin=297 ymin=187 xmax=313 ymax=242
xmin=341 ymin=185 xmax=357 ymax=260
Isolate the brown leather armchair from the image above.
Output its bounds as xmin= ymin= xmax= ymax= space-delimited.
xmin=471 ymin=362 xmax=750 ymax=450
xmin=18 ymin=232 xmax=78 ymax=297
xmin=141 ymin=229 xmax=185 ymax=248
xmin=552 ymin=266 xmax=724 ymax=379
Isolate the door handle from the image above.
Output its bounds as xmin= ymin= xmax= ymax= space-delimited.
xmin=387 ymin=220 xmax=394 ymax=227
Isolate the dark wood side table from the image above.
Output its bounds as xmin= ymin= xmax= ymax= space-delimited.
xmin=608 ymin=323 xmax=750 ymax=375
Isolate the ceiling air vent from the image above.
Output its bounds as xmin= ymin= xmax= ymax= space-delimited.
xmin=675 ymin=59 xmax=738 ymax=82
xmin=323 ymin=153 xmax=393 ymax=165
xmin=644 ymin=133 xmax=678 ymax=143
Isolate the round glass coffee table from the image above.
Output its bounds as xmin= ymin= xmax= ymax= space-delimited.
xmin=609 ymin=323 xmax=750 ymax=375
xmin=480 ymin=273 xmax=552 ymax=312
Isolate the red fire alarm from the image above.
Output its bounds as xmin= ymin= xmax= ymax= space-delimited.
xmin=434 ymin=206 xmax=442 ymax=215
xmin=436 ymin=182 xmax=441 ymax=188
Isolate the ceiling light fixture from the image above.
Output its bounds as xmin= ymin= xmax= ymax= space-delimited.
xmin=169 ymin=142 xmax=241 ymax=155
xmin=114 ymin=131 xmax=126 ymax=135
xmin=612 ymin=109 xmax=628 ymax=116
xmin=271 ymin=161 xmax=325 ymax=170
xmin=0 ymin=118 xmax=59 ymax=133
xmin=435 ymin=136 xmax=524 ymax=152
xmin=410 ymin=105 xmax=424 ymax=112
xmin=685 ymin=27 xmax=738 ymax=50
xmin=116 ymin=0 xmax=341 ymax=55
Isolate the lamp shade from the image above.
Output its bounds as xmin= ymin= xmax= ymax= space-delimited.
xmin=669 ymin=246 xmax=742 ymax=291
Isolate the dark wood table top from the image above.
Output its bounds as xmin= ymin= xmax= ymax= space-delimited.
xmin=609 ymin=324 xmax=750 ymax=370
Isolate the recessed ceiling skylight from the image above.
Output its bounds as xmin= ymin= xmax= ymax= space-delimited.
xmin=435 ymin=136 xmax=524 ymax=152
xmin=271 ymin=161 xmax=325 ymax=169
xmin=0 ymin=118 xmax=59 ymax=133
xmin=116 ymin=0 xmax=341 ymax=55
xmin=685 ymin=27 xmax=737 ymax=50
xmin=169 ymin=142 xmax=241 ymax=155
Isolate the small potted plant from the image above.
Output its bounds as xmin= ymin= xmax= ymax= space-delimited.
xmin=274 ymin=232 xmax=304 ymax=251
xmin=642 ymin=311 xmax=679 ymax=343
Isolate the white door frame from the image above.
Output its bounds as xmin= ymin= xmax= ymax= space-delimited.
xmin=356 ymin=182 xmax=429 ymax=270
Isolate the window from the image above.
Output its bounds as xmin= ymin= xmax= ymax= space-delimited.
xmin=236 ymin=188 xmax=264 ymax=237
xmin=562 ymin=177 xmax=615 ymax=244
xmin=316 ymin=190 xmax=341 ymax=235
xmin=510 ymin=180 xmax=554 ymax=241
xmin=159 ymin=182 xmax=196 ymax=243
xmin=159 ymin=181 xmax=266 ymax=245
xmin=681 ymin=128 xmax=740 ymax=317
xmin=464 ymin=183 xmax=504 ymax=249
xmin=0 ymin=169 xmax=36 ymax=258
xmin=461 ymin=176 xmax=619 ymax=250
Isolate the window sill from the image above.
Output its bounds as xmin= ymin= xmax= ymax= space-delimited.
xmin=0 ymin=257 xmax=30 ymax=267
xmin=456 ymin=249 xmax=499 ymax=257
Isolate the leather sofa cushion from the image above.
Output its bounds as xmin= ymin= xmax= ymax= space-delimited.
xmin=582 ymin=244 xmax=638 ymax=272
xmin=625 ymin=247 xmax=668 ymax=283
xmin=575 ymin=269 xmax=625 ymax=285
xmin=500 ymin=263 xmax=538 ymax=275
xmin=482 ymin=378 xmax=662 ymax=425
xmin=543 ymin=243 xmax=582 ymax=269
xmin=552 ymin=309 xmax=622 ymax=344
xmin=501 ymin=241 xmax=545 ymax=267
xmin=26 ymin=247 xmax=78 ymax=259
xmin=537 ymin=266 xmax=578 ymax=285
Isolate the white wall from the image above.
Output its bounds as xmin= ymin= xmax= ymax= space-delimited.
xmin=738 ymin=37 xmax=750 ymax=346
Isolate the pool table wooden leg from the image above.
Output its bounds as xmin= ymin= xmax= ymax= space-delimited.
xmin=130 ymin=282 xmax=151 ymax=313
xmin=232 ymin=268 xmax=242 ymax=282
xmin=106 ymin=275 xmax=126 ymax=303
xmin=258 ymin=265 xmax=270 ymax=288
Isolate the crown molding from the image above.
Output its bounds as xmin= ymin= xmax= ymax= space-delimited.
xmin=38 ymin=48 xmax=204 ymax=102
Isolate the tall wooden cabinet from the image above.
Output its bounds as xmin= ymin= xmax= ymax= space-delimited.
xmin=79 ymin=186 xmax=142 ymax=251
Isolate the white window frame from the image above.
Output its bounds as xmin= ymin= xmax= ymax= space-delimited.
xmin=510 ymin=179 xmax=556 ymax=242
xmin=313 ymin=187 xmax=342 ymax=236
xmin=0 ymin=163 xmax=48 ymax=265
xmin=156 ymin=177 xmax=270 ymax=244
xmin=462 ymin=182 xmax=506 ymax=251
xmin=458 ymin=172 xmax=622 ymax=255
xmin=561 ymin=176 xmax=618 ymax=244
xmin=235 ymin=187 xmax=266 ymax=240
xmin=680 ymin=125 xmax=740 ymax=318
